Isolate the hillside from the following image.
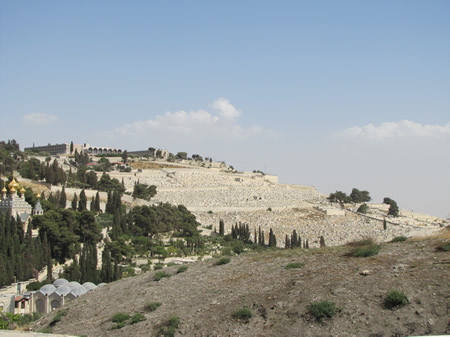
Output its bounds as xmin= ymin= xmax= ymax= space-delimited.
xmin=32 ymin=230 xmax=450 ymax=337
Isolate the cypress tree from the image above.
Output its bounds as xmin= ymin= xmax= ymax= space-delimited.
xmin=320 ymin=236 xmax=326 ymax=248
xmin=90 ymin=197 xmax=95 ymax=211
xmin=219 ymin=219 xmax=224 ymax=236
xmin=60 ymin=186 xmax=67 ymax=208
xmin=94 ymin=192 xmax=101 ymax=212
xmin=254 ymin=228 xmax=257 ymax=244
xmin=46 ymin=242 xmax=53 ymax=281
xmin=285 ymin=234 xmax=290 ymax=249
xmin=383 ymin=218 xmax=387 ymax=230
xmin=72 ymin=193 xmax=78 ymax=210
xmin=78 ymin=189 xmax=87 ymax=211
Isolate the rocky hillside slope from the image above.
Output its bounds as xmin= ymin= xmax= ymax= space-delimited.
xmin=33 ymin=230 xmax=450 ymax=337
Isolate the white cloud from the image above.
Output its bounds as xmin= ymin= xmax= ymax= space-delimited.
xmin=341 ymin=120 xmax=450 ymax=141
xmin=114 ymin=98 xmax=270 ymax=140
xmin=23 ymin=112 xmax=58 ymax=125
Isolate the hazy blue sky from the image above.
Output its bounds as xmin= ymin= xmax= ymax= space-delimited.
xmin=1 ymin=1 xmax=449 ymax=218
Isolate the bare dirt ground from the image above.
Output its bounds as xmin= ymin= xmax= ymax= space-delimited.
xmin=32 ymin=230 xmax=450 ymax=337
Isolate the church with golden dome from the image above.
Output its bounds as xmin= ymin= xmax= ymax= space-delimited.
xmin=0 ymin=178 xmax=43 ymax=223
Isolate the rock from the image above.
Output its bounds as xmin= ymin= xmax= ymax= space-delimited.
xmin=360 ymin=270 xmax=370 ymax=276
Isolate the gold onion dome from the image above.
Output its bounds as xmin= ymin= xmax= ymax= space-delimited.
xmin=2 ymin=186 xmax=6 ymax=192
xmin=20 ymin=187 xmax=26 ymax=194
xmin=8 ymin=178 xmax=19 ymax=190
xmin=36 ymin=193 xmax=41 ymax=199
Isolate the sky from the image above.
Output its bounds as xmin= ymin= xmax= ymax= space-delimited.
xmin=1 ymin=1 xmax=449 ymax=218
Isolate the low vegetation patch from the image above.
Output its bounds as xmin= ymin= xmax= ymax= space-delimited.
xmin=145 ymin=302 xmax=162 ymax=312
xmin=232 ymin=307 xmax=252 ymax=322
xmin=391 ymin=236 xmax=408 ymax=243
xmin=384 ymin=290 xmax=408 ymax=309
xmin=154 ymin=271 xmax=171 ymax=281
xmin=50 ymin=308 xmax=68 ymax=326
xmin=307 ymin=300 xmax=338 ymax=321
xmin=177 ymin=265 xmax=188 ymax=273
xmin=157 ymin=315 xmax=180 ymax=337
xmin=437 ymin=241 xmax=450 ymax=252
xmin=112 ymin=312 xmax=130 ymax=323
xmin=285 ymin=262 xmax=304 ymax=269
xmin=347 ymin=239 xmax=380 ymax=257
xmin=130 ymin=313 xmax=146 ymax=324
xmin=216 ymin=257 xmax=230 ymax=265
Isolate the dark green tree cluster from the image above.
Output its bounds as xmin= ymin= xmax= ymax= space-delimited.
xmin=231 ymin=222 xmax=251 ymax=243
xmin=19 ymin=158 xmax=66 ymax=185
xmin=383 ymin=197 xmax=399 ymax=217
xmin=73 ymin=150 xmax=90 ymax=167
xmin=0 ymin=140 xmax=23 ymax=176
xmin=0 ymin=214 xmax=46 ymax=287
xmin=130 ymin=203 xmax=200 ymax=238
xmin=268 ymin=228 xmax=277 ymax=247
xmin=97 ymin=173 xmax=125 ymax=193
xmin=67 ymin=167 xmax=98 ymax=189
xmin=357 ymin=203 xmax=369 ymax=214
xmin=328 ymin=188 xmax=371 ymax=204
xmin=132 ymin=183 xmax=157 ymax=201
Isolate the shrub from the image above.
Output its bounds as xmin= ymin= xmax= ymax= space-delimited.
xmin=391 ymin=236 xmax=407 ymax=243
xmin=307 ymin=300 xmax=338 ymax=320
xmin=167 ymin=262 xmax=176 ymax=267
xmin=154 ymin=264 xmax=163 ymax=270
xmin=347 ymin=239 xmax=380 ymax=257
xmin=157 ymin=315 xmax=180 ymax=337
xmin=357 ymin=203 xmax=369 ymax=214
xmin=154 ymin=271 xmax=170 ymax=281
xmin=50 ymin=309 xmax=68 ymax=326
xmin=111 ymin=322 xmax=126 ymax=329
xmin=285 ymin=262 xmax=304 ymax=269
xmin=112 ymin=312 xmax=130 ymax=323
xmin=130 ymin=313 xmax=146 ymax=324
xmin=351 ymin=244 xmax=380 ymax=257
xmin=177 ymin=265 xmax=188 ymax=273
xmin=145 ymin=302 xmax=162 ymax=312
xmin=437 ymin=242 xmax=450 ymax=252
xmin=216 ymin=257 xmax=230 ymax=265
xmin=232 ymin=307 xmax=252 ymax=322
xmin=384 ymin=290 xmax=408 ymax=309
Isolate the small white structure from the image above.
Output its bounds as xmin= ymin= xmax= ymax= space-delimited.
xmin=314 ymin=206 xmax=346 ymax=216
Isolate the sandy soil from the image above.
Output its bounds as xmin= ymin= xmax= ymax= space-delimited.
xmin=32 ymin=230 xmax=450 ymax=337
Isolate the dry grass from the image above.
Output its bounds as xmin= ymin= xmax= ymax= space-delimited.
xmin=409 ymin=227 xmax=450 ymax=241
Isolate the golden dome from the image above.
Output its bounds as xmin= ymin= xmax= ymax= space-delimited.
xmin=36 ymin=193 xmax=41 ymax=199
xmin=2 ymin=186 xmax=6 ymax=193
xmin=10 ymin=186 xmax=17 ymax=193
xmin=8 ymin=178 xmax=19 ymax=190
xmin=20 ymin=187 xmax=26 ymax=194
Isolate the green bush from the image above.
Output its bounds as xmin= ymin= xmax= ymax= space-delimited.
xmin=307 ymin=300 xmax=338 ymax=320
xmin=111 ymin=322 xmax=126 ymax=329
xmin=351 ymin=244 xmax=380 ymax=257
xmin=216 ymin=257 xmax=230 ymax=265
xmin=145 ymin=302 xmax=162 ymax=312
xmin=50 ymin=309 xmax=68 ymax=326
xmin=437 ymin=242 xmax=450 ymax=252
xmin=157 ymin=315 xmax=180 ymax=337
xmin=154 ymin=264 xmax=163 ymax=270
xmin=177 ymin=265 xmax=188 ymax=273
xmin=232 ymin=307 xmax=252 ymax=322
xmin=357 ymin=203 xmax=369 ymax=214
xmin=130 ymin=313 xmax=146 ymax=324
xmin=285 ymin=262 xmax=304 ymax=269
xmin=384 ymin=290 xmax=408 ymax=309
xmin=391 ymin=236 xmax=407 ymax=243
xmin=154 ymin=271 xmax=170 ymax=281
xmin=112 ymin=312 xmax=130 ymax=323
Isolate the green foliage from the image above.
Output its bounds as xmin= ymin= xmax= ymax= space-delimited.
xmin=357 ymin=203 xmax=369 ymax=214
xmin=216 ymin=257 xmax=230 ymax=265
xmin=145 ymin=302 xmax=162 ymax=312
xmin=285 ymin=262 xmax=304 ymax=269
xmin=157 ymin=315 xmax=180 ymax=337
xmin=437 ymin=242 xmax=450 ymax=252
xmin=130 ymin=313 xmax=146 ymax=324
xmin=112 ymin=312 xmax=131 ymax=323
xmin=0 ymin=312 xmax=42 ymax=329
xmin=232 ymin=307 xmax=252 ymax=321
xmin=97 ymin=173 xmax=125 ymax=193
xmin=154 ymin=263 xmax=163 ymax=270
xmin=308 ymin=300 xmax=338 ymax=320
xmin=50 ymin=309 xmax=68 ymax=326
xmin=111 ymin=322 xmax=126 ymax=330
xmin=177 ymin=265 xmax=188 ymax=273
xmin=176 ymin=152 xmax=187 ymax=160
xmin=132 ymin=183 xmax=157 ymax=201
xmin=154 ymin=271 xmax=170 ymax=281
xmin=350 ymin=243 xmax=381 ymax=257
xmin=391 ymin=236 xmax=408 ymax=243
xmin=328 ymin=191 xmax=351 ymax=203
xmin=384 ymin=197 xmax=399 ymax=217
xmin=384 ymin=290 xmax=408 ymax=309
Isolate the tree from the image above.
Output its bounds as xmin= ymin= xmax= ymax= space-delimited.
xmin=176 ymin=152 xmax=187 ymax=160
xmin=319 ymin=236 xmax=326 ymax=247
xmin=78 ymin=189 xmax=87 ymax=211
xmin=350 ymin=188 xmax=371 ymax=203
xmin=94 ymin=192 xmax=101 ymax=213
xmin=132 ymin=183 xmax=157 ymax=201
xmin=268 ymin=228 xmax=277 ymax=247
xmin=328 ymin=191 xmax=351 ymax=203
xmin=219 ymin=219 xmax=225 ymax=236
xmin=60 ymin=186 xmax=67 ymax=209
xmin=71 ymin=193 xmax=78 ymax=210
xmin=121 ymin=150 xmax=128 ymax=164
xmin=384 ymin=197 xmax=399 ymax=217
xmin=70 ymin=141 xmax=74 ymax=154
xmin=357 ymin=204 xmax=369 ymax=214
